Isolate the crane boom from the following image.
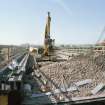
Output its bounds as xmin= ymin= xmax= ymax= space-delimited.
xmin=44 ymin=12 xmax=54 ymax=56
xmin=45 ymin=12 xmax=51 ymax=38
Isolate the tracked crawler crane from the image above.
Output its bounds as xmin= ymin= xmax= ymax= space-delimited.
xmin=44 ymin=12 xmax=55 ymax=56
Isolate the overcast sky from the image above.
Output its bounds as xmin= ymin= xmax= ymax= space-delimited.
xmin=0 ymin=0 xmax=105 ymax=45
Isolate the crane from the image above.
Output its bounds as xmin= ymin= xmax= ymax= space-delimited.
xmin=44 ymin=12 xmax=55 ymax=56
xmin=96 ymin=26 xmax=105 ymax=45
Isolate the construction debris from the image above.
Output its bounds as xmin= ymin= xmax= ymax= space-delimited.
xmin=67 ymin=86 xmax=78 ymax=92
xmin=75 ymin=79 xmax=92 ymax=87
xmin=91 ymin=83 xmax=105 ymax=95
xmin=40 ymin=53 xmax=105 ymax=97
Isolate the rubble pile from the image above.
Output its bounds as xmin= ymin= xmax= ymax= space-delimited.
xmin=40 ymin=54 xmax=105 ymax=97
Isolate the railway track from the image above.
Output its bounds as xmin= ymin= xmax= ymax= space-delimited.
xmin=0 ymin=53 xmax=29 ymax=92
xmin=0 ymin=52 xmax=27 ymax=70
